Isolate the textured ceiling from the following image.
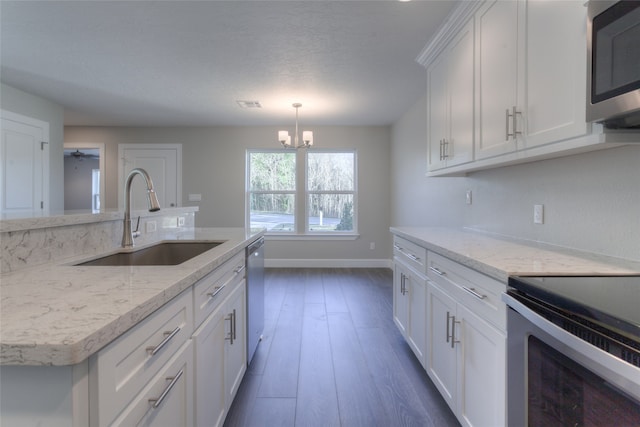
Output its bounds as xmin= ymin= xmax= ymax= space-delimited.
xmin=1 ymin=1 xmax=457 ymax=127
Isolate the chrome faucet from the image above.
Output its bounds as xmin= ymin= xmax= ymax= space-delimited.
xmin=122 ymin=168 xmax=161 ymax=248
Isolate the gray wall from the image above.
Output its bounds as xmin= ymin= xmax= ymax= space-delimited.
xmin=391 ymin=95 xmax=640 ymax=262
xmin=1 ymin=83 xmax=65 ymax=211
xmin=64 ymin=125 xmax=392 ymax=263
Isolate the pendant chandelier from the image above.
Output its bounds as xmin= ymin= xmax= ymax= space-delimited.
xmin=278 ymin=103 xmax=313 ymax=149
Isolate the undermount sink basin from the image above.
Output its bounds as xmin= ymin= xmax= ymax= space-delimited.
xmin=76 ymin=241 xmax=225 ymax=266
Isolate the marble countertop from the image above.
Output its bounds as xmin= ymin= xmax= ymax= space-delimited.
xmin=391 ymin=227 xmax=640 ymax=282
xmin=0 ymin=227 xmax=264 ymax=366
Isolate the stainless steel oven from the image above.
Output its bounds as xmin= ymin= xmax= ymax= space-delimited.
xmin=503 ymin=276 xmax=640 ymax=426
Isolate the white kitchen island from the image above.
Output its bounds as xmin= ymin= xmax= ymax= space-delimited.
xmin=0 ymin=221 xmax=264 ymax=427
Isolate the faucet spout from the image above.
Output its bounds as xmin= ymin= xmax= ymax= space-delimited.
xmin=122 ymin=168 xmax=161 ymax=248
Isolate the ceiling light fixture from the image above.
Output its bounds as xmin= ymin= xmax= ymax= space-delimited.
xmin=278 ymin=103 xmax=313 ymax=149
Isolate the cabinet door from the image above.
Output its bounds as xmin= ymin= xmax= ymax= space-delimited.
xmin=475 ymin=0 xmax=519 ymax=159
xmin=406 ymin=269 xmax=427 ymax=366
xmin=427 ymin=51 xmax=449 ymax=171
xmin=224 ymin=280 xmax=247 ymax=408
xmin=426 ymin=282 xmax=457 ymax=412
xmin=522 ymin=0 xmax=589 ymax=149
xmin=457 ymin=304 xmax=506 ymax=427
xmin=446 ymin=18 xmax=475 ymax=167
xmin=393 ymin=263 xmax=409 ymax=337
xmin=193 ymin=306 xmax=226 ymax=427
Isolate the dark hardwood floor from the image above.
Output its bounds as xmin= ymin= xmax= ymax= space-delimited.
xmin=224 ymin=268 xmax=460 ymax=427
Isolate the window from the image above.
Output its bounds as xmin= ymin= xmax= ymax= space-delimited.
xmin=247 ymin=149 xmax=357 ymax=236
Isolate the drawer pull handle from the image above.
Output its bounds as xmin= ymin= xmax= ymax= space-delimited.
xmin=407 ymin=253 xmax=420 ymax=262
xmin=429 ymin=266 xmax=446 ymax=276
xmin=207 ymin=284 xmax=226 ymax=300
xmin=148 ymin=369 xmax=184 ymax=409
xmin=146 ymin=326 xmax=181 ymax=356
xmin=462 ymin=286 xmax=486 ymax=300
xmin=393 ymin=244 xmax=403 ymax=251
xmin=206 ymin=264 xmax=245 ymax=303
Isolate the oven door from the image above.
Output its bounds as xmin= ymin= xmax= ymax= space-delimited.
xmin=504 ymin=293 xmax=640 ymax=426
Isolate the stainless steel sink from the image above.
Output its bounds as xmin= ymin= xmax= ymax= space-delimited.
xmin=75 ymin=241 xmax=225 ymax=266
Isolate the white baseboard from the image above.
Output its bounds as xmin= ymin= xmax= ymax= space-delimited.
xmin=265 ymin=258 xmax=393 ymax=269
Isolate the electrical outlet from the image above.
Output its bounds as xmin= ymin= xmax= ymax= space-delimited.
xmin=534 ymin=204 xmax=544 ymax=224
xmin=370 ymin=242 xmax=375 ymax=250
xmin=178 ymin=217 xmax=185 ymax=227
xmin=146 ymin=220 xmax=157 ymax=233
xmin=466 ymin=190 xmax=472 ymax=205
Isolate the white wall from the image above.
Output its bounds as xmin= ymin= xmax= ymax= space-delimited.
xmin=390 ymin=94 xmax=468 ymax=227
xmin=1 ymin=83 xmax=65 ymax=211
xmin=64 ymin=125 xmax=392 ymax=264
xmin=391 ymin=95 xmax=640 ymax=262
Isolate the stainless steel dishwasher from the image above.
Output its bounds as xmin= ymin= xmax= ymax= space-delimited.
xmin=246 ymin=237 xmax=264 ymax=364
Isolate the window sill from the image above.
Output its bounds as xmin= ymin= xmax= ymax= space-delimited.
xmin=265 ymin=233 xmax=360 ymax=241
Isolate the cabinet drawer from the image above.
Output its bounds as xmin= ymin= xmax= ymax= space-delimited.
xmin=193 ymin=251 xmax=245 ymax=327
xmin=393 ymin=236 xmax=427 ymax=275
xmin=90 ymin=289 xmax=193 ymax=426
xmin=427 ymin=252 xmax=506 ymax=331
xmin=110 ymin=341 xmax=193 ymax=427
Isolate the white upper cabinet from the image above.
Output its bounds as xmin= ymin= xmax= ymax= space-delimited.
xmin=475 ymin=0 xmax=520 ymax=160
xmin=419 ymin=0 xmax=638 ymax=176
xmin=427 ymin=18 xmax=475 ymax=170
xmin=522 ymin=0 xmax=589 ymax=149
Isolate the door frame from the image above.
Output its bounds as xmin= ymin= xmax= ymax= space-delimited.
xmin=63 ymin=142 xmax=106 ymax=211
xmin=117 ymin=143 xmax=182 ymax=209
xmin=1 ymin=109 xmax=50 ymax=213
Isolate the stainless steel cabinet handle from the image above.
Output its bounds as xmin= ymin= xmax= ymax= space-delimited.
xmin=146 ymin=326 xmax=181 ymax=356
xmin=225 ymin=312 xmax=234 ymax=345
xmin=234 ymin=265 xmax=246 ymax=275
xmin=207 ymin=285 xmax=226 ymax=300
xmin=393 ymin=244 xmax=403 ymax=251
xmin=446 ymin=311 xmax=452 ymax=344
xmin=506 ymin=106 xmax=522 ymax=139
xmin=400 ymin=273 xmax=405 ymax=295
xmin=462 ymin=286 xmax=486 ymax=300
xmin=407 ymin=253 xmax=420 ymax=262
xmin=505 ymin=108 xmax=510 ymax=140
xmin=451 ymin=316 xmax=460 ymax=349
xmin=442 ymin=139 xmax=449 ymax=159
xmin=148 ymin=369 xmax=184 ymax=409
xmin=429 ymin=266 xmax=446 ymax=276
xmin=232 ymin=308 xmax=237 ymax=342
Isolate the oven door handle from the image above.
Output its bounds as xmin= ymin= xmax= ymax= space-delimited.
xmin=502 ymin=293 xmax=640 ymax=402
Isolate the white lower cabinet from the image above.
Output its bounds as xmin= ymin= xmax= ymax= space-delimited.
xmin=193 ymin=278 xmax=246 ymax=427
xmin=393 ymin=236 xmax=507 ymax=427
xmin=393 ymin=260 xmax=427 ymax=366
xmin=427 ymin=282 xmax=506 ymax=427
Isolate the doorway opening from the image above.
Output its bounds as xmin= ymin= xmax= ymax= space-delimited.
xmin=63 ymin=143 xmax=105 ymax=212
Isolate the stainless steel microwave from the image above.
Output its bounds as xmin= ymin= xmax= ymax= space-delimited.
xmin=587 ymin=0 xmax=640 ymax=128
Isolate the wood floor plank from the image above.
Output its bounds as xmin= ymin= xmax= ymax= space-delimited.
xmin=328 ymin=312 xmax=392 ymax=427
xmin=295 ymin=302 xmax=341 ymax=427
xmin=247 ymin=397 xmax=296 ymax=427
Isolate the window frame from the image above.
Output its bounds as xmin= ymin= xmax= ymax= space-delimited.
xmin=305 ymin=148 xmax=358 ymax=235
xmin=246 ymin=148 xmax=358 ymax=239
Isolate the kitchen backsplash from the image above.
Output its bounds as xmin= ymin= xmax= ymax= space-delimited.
xmin=0 ymin=208 xmax=196 ymax=273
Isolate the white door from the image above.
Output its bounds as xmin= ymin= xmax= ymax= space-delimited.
xmin=118 ymin=144 xmax=182 ymax=210
xmin=0 ymin=112 xmax=49 ymax=214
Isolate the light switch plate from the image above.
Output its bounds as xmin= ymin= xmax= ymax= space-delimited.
xmin=188 ymin=193 xmax=202 ymax=202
